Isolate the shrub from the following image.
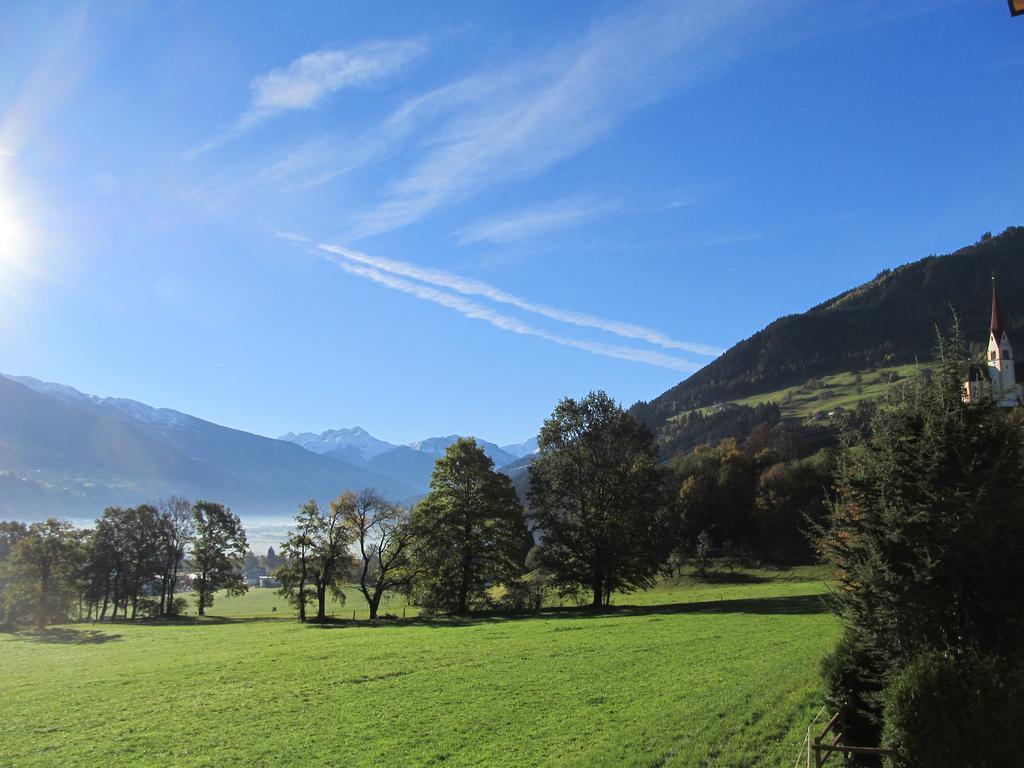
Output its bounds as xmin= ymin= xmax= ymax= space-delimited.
xmin=882 ymin=649 xmax=1024 ymax=768
xmin=820 ymin=634 xmax=885 ymax=749
xmin=168 ymin=596 xmax=189 ymax=616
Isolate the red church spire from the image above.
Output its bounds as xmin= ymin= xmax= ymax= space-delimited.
xmin=991 ymin=275 xmax=1005 ymax=343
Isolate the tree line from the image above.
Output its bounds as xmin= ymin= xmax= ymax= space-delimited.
xmin=0 ymin=386 xmax=845 ymax=630
xmin=0 ymin=498 xmax=247 ymax=628
xmin=1 ymin=390 xmax=716 ymax=627
xmin=0 ymin=387 xmax=863 ymax=630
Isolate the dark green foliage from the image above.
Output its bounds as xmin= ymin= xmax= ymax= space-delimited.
xmin=3 ymin=519 xmax=84 ymax=629
xmin=156 ymin=496 xmax=193 ymax=616
xmin=112 ymin=504 xmax=163 ymax=620
xmin=671 ymin=432 xmax=835 ymax=565
xmin=753 ymin=449 xmax=835 ymax=562
xmin=882 ymin=649 xmax=1024 ymax=768
xmin=0 ymin=521 xmax=28 ymax=627
xmin=528 ymin=391 xmax=670 ymax=607
xmin=266 ymin=546 xmax=282 ymax=570
xmin=410 ymin=438 xmax=527 ymax=614
xmin=633 ymin=226 xmax=1024 ymax=432
xmin=674 ymin=439 xmax=756 ymax=553
xmin=819 ymin=633 xmax=886 ymax=749
xmin=818 ymin=329 xmax=1024 ymax=751
xmin=191 ymin=501 xmax=248 ymax=616
xmin=85 ymin=502 xmax=191 ymax=621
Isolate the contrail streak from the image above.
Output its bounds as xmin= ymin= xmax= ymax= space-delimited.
xmin=277 ymin=233 xmax=719 ymax=357
xmin=331 ymin=260 xmax=701 ymax=373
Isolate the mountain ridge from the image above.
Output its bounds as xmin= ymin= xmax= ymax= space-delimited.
xmin=0 ymin=374 xmax=419 ymax=521
xmin=632 ymin=227 xmax=1024 ymax=439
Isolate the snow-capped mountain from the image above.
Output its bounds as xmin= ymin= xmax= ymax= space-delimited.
xmin=283 ymin=427 xmax=533 ymax=491
xmin=500 ymin=437 xmax=539 ymax=458
xmin=8 ymin=375 xmax=191 ymax=428
xmin=278 ymin=427 xmax=397 ymax=464
xmin=408 ymin=435 xmax=517 ymax=468
xmin=0 ymin=373 xmax=419 ymax=521
xmin=285 ymin=428 xmax=528 ymax=472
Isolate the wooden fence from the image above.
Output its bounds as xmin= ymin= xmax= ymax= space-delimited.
xmin=795 ymin=708 xmax=896 ymax=767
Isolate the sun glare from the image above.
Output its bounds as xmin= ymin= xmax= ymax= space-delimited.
xmin=0 ymin=163 xmax=34 ymax=284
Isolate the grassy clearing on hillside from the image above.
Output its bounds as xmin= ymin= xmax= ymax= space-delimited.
xmin=731 ymin=364 xmax=920 ymax=421
xmin=0 ymin=568 xmax=837 ymax=768
xmin=672 ymin=364 xmax=923 ymax=425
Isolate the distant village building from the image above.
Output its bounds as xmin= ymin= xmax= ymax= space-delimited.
xmin=963 ymin=277 xmax=1024 ymax=407
xmin=258 ymin=575 xmax=280 ymax=589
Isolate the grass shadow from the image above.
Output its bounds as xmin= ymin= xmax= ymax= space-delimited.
xmin=685 ymin=571 xmax=769 ymax=585
xmin=132 ymin=615 xmax=288 ymax=626
xmin=306 ymin=593 xmax=830 ymax=632
xmin=13 ymin=627 xmax=123 ymax=645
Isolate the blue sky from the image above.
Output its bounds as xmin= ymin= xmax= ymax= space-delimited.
xmin=0 ymin=0 xmax=1020 ymax=445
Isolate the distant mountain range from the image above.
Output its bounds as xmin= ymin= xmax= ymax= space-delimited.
xmin=0 ymin=373 xmax=536 ymax=522
xmin=279 ymin=429 xmax=536 ymax=492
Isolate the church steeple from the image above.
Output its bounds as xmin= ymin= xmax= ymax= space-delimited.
xmin=991 ymin=275 xmax=1005 ymax=343
xmin=964 ymin=275 xmax=1022 ymax=407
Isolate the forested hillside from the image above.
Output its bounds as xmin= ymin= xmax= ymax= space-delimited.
xmin=633 ymin=227 xmax=1024 ymax=434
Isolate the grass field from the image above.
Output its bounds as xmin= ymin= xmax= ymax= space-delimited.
xmin=0 ymin=567 xmax=838 ymax=768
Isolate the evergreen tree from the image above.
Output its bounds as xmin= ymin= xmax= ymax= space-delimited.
xmin=266 ymin=546 xmax=281 ymax=571
xmin=528 ymin=391 xmax=669 ymax=607
xmin=409 ymin=438 xmax=527 ymax=614
xmin=819 ymin=329 xmax=1024 ymax=750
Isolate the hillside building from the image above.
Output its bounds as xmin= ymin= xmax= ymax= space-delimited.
xmin=963 ymin=277 xmax=1023 ymax=407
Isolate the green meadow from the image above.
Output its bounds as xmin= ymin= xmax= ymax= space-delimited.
xmin=0 ymin=568 xmax=837 ymax=768
xmin=672 ymin=363 xmax=923 ymax=424
xmin=731 ymin=364 xmax=921 ymax=421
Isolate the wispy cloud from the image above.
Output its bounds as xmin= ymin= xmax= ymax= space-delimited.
xmin=344 ymin=0 xmax=789 ymax=239
xmin=333 ymin=260 xmax=700 ymax=373
xmin=186 ymin=39 xmax=427 ymax=157
xmin=277 ymin=232 xmax=720 ymax=357
xmin=454 ymin=197 xmax=618 ymax=245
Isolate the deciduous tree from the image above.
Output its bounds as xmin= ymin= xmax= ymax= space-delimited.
xmin=340 ymin=489 xmax=413 ymax=620
xmin=528 ymin=391 xmax=669 ymax=607
xmin=5 ymin=519 xmax=84 ymax=629
xmin=156 ymin=496 xmax=194 ymax=616
xmin=410 ymin=439 xmax=527 ymax=614
xmin=277 ymin=501 xmax=318 ymax=622
xmin=0 ymin=521 xmax=28 ymax=626
xmin=191 ymin=501 xmax=248 ymax=616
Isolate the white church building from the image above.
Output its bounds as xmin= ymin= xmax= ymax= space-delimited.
xmin=963 ymin=277 xmax=1024 ymax=408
